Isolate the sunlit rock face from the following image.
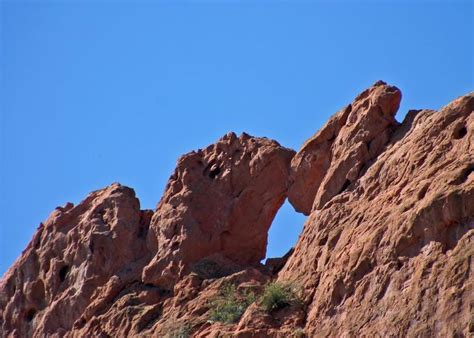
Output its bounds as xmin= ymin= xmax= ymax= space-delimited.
xmin=288 ymin=81 xmax=402 ymax=215
xmin=1 ymin=83 xmax=472 ymax=337
xmin=280 ymin=88 xmax=474 ymax=337
xmin=0 ymin=184 xmax=154 ymax=336
xmin=142 ymin=132 xmax=295 ymax=288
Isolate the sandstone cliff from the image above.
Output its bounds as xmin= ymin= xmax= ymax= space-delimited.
xmin=1 ymin=81 xmax=472 ymax=337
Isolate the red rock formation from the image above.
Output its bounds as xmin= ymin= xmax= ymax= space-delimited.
xmin=142 ymin=132 xmax=295 ymax=288
xmin=280 ymin=87 xmax=474 ymax=337
xmin=0 ymin=184 xmax=153 ymax=337
xmin=1 ymin=82 xmax=472 ymax=337
xmin=0 ymin=132 xmax=295 ymax=337
xmin=288 ymin=81 xmax=401 ymax=214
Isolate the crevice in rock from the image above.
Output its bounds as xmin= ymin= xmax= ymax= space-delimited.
xmin=135 ymin=304 xmax=163 ymax=332
xmin=417 ymin=183 xmax=430 ymax=200
xmin=137 ymin=210 xmax=153 ymax=239
xmin=451 ymin=164 xmax=474 ymax=185
xmin=209 ymin=166 xmax=221 ymax=179
xmin=202 ymin=160 xmax=221 ymax=179
xmin=338 ymin=179 xmax=351 ymax=194
xmin=25 ymin=308 xmax=37 ymax=322
xmin=59 ymin=265 xmax=70 ymax=283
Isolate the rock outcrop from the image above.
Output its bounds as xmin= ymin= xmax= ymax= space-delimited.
xmin=0 ymin=184 xmax=154 ymax=336
xmin=142 ymin=132 xmax=295 ymax=288
xmin=280 ymin=86 xmax=474 ymax=337
xmin=0 ymin=132 xmax=295 ymax=337
xmin=1 ymin=82 xmax=472 ymax=337
xmin=288 ymin=81 xmax=401 ymax=214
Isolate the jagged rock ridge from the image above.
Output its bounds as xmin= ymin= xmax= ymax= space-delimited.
xmin=1 ymin=81 xmax=472 ymax=337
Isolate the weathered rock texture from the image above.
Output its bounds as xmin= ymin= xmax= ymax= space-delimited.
xmin=0 ymin=184 xmax=154 ymax=337
xmin=0 ymin=133 xmax=295 ymax=337
xmin=142 ymin=132 xmax=295 ymax=288
xmin=288 ymin=81 xmax=401 ymax=214
xmin=1 ymin=82 xmax=473 ymax=337
xmin=280 ymin=85 xmax=474 ymax=337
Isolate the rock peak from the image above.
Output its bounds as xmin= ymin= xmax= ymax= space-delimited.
xmin=288 ymin=81 xmax=401 ymax=214
xmin=142 ymin=133 xmax=295 ymax=287
xmin=1 ymin=83 xmax=472 ymax=337
xmin=373 ymin=79 xmax=387 ymax=86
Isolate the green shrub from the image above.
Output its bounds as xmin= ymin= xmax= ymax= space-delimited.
xmin=208 ymin=283 xmax=256 ymax=324
xmin=261 ymin=281 xmax=301 ymax=312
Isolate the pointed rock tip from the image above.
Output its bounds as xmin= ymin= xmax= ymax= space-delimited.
xmin=373 ymin=80 xmax=387 ymax=86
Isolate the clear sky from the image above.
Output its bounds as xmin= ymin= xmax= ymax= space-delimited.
xmin=0 ymin=1 xmax=472 ymax=276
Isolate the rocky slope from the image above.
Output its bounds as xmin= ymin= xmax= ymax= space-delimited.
xmin=280 ymin=83 xmax=474 ymax=337
xmin=1 ymin=81 xmax=473 ymax=337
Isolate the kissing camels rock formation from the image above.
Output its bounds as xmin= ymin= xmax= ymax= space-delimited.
xmin=1 ymin=81 xmax=472 ymax=337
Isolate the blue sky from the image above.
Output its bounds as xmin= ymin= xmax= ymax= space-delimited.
xmin=0 ymin=1 xmax=472 ymax=276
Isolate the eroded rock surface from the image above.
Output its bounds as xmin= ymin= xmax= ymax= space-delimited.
xmin=280 ymin=90 xmax=474 ymax=337
xmin=0 ymin=132 xmax=295 ymax=337
xmin=0 ymin=184 xmax=153 ymax=337
xmin=1 ymin=83 xmax=472 ymax=337
xmin=142 ymin=132 xmax=295 ymax=288
xmin=288 ymin=81 xmax=402 ymax=214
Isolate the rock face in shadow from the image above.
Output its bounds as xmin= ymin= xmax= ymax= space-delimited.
xmin=1 ymin=82 xmax=473 ymax=337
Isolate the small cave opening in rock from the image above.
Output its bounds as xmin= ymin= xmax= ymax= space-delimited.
xmin=453 ymin=124 xmax=468 ymax=139
xmin=59 ymin=265 xmax=70 ymax=282
xmin=209 ymin=166 xmax=221 ymax=179
xmin=25 ymin=308 xmax=37 ymax=322
xmin=263 ymin=199 xmax=306 ymax=273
